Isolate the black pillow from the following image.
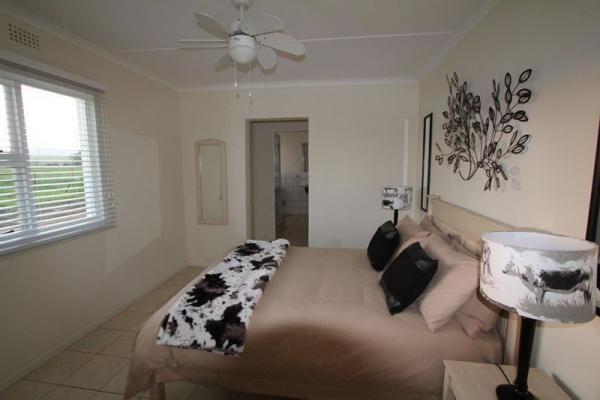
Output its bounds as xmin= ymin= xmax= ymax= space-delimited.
xmin=380 ymin=242 xmax=438 ymax=314
xmin=367 ymin=221 xmax=400 ymax=271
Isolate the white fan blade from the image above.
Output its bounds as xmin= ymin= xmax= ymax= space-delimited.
xmin=212 ymin=52 xmax=232 ymax=67
xmin=257 ymin=33 xmax=305 ymax=56
xmin=195 ymin=12 xmax=229 ymax=39
xmin=239 ymin=13 xmax=284 ymax=36
xmin=257 ymin=46 xmax=277 ymax=70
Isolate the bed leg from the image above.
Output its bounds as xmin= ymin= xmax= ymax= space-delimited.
xmin=149 ymin=382 xmax=165 ymax=400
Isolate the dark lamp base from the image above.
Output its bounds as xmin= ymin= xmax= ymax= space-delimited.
xmin=496 ymin=384 xmax=535 ymax=400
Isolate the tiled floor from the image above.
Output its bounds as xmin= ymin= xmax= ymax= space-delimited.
xmin=0 ymin=267 xmax=284 ymax=400
xmin=276 ymin=214 xmax=308 ymax=247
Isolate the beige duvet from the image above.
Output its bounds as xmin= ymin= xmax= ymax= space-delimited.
xmin=125 ymin=246 xmax=501 ymax=400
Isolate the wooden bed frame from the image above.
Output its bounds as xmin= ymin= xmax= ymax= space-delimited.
xmin=149 ymin=195 xmax=519 ymax=399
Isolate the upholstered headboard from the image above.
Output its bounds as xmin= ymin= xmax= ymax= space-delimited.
xmin=426 ymin=195 xmax=519 ymax=364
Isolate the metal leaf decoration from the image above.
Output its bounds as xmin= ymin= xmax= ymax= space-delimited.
xmin=435 ymin=69 xmax=533 ymax=191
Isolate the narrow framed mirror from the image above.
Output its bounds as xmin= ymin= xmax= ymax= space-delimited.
xmin=421 ymin=113 xmax=433 ymax=212
xmin=195 ymin=139 xmax=228 ymax=225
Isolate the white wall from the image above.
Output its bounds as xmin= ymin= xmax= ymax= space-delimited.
xmin=0 ymin=13 xmax=186 ymax=390
xmin=418 ymin=1 xmax=600 ymax=399
xmin=179 ymin=82 xmax=419 ymax=266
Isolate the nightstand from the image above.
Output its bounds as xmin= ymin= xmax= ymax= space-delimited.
xmin=442 ymin=360 xmax=570 ymax=400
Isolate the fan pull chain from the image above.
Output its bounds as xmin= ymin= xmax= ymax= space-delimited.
xmin=248 ymin=62 xmax=252 ymax=98
xmin=234 ymin=61 xmax=239 ymax=98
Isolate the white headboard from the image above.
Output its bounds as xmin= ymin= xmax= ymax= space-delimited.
xmin=426 ymin=195 xmax=519 ymax=364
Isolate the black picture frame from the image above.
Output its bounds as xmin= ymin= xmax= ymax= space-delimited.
xmin=421 ymin=113 xmax=433 ymax=212
xmin=585 ymin=119 xmax=600 ymax=316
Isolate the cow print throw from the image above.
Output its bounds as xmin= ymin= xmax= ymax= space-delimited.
xmin=156 ymin=239 xmax=289 ymax=356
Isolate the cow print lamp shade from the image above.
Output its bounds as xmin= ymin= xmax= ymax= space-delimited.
xmin=381 ymin=186 xmax=412 ymax=225
xmin=480 ymin=231 xmax=597 ymax=400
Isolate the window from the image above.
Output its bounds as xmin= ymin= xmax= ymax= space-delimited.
xmin=0 ymin=63 xmax=115 ymax=255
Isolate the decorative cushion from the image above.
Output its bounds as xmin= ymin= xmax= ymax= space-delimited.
xmin=367 ymin=221 xmax=400 ymax=271
xmin=455 ymin=291 xmax=500 ymax=338
xmin=380 ymin=242 xmax=438 ymax=314
xmin=418 ymin=234 xmax=479 ymax=332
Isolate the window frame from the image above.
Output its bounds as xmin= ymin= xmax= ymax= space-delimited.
xmin=0 ymin=63 xmax=115 ymax=255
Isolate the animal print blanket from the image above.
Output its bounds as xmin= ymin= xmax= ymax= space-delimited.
xmin=156 ymin=239 xmax=289 ymax=356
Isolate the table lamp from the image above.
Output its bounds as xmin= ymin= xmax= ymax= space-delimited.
xmin=381 ymin=186 xmax=412 ymax=225
xmin=480 ymin=231 xmax=598 ymax=400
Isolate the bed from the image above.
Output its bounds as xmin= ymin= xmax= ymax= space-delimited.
xmin=124 ymin=196 xmax=517 ymax=400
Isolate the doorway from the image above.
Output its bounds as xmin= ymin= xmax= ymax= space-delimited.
xmin=248 ymin=119 xmax=308 ymax=246
xmin=275 ymin=129 xmax=309 ymax=246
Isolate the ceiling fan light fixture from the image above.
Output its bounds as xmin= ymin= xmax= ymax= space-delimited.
xmin=229 ymin=35 xmax=256 ymax=64
xmin=231 ymin=0 xmax=253 ymax=11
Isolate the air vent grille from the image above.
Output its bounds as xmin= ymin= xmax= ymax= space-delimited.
xmin=8 ymin=23 xmax=40 ymax=50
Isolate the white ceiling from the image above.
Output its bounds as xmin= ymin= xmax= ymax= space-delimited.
xmin=1 ymin=0 xmax=498 ymax=90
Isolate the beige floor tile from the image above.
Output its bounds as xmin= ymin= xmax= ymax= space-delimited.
xmin=128 ymin=316 xmax=150 ymax=333
xmin=0 ymin=380 xmax=55 ymax=400
xmin=154 ymin=284 xmax=183 ymax=298
xmin=162 ymin=278 xmax=188 ymax=289
xmin=165 ymin=269 xmax=202 ymax=286
xmin=146 ymin=284 xmax=180 ymax=303
xmin=100 ymin=310 xmax=149 ymax=331
xmin=43 ymin=386 xmax=96 ymax=400
xmin=90 ymin=393 xmax=124 ymax=400
xmin=126 ymin=293 xmax=168 ymax=313
xmin=92 ymin=393 xmax=145 ymax=400
xmin=100 ymin=361 xmax=130 ymax=394
xmin=183 ymin=266 xmax=204 ymax=274
xmin=237 ymin=392 xmax=288 ymax=400
xmin=26 ymin=351 xmax=93 ymax=384
xmin=164 ymin=274 xmax=192 ymax=287
xmin=69 ymin=329 xmax=124 ymax=354
xmin=139 ymin=285 xmax=182 ymax=309
xmin=101 ymin=332 xmax=137 ymax=358
xmin=188 ymin=385 xmax=238 ymax=400
xmin=63 ymin=355 xmax=129 ymax=391
xmin=164 ymin=382 xmax=196 ymax=400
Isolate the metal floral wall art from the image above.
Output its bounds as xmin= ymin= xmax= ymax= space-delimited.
xmin=435 ymin=69 xmax=533 ymax=190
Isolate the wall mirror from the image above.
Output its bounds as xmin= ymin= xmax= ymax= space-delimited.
xmin=421 ymin=113 xmax=433 ymax=211
xmin=195 ymin=139 xmax=228 ymax=225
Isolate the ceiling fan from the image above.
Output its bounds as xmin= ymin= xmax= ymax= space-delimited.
xmin=176 ymin=0 xmax=305 ymax=71
xmin=116 ymin=0 xmax=458 ymax=90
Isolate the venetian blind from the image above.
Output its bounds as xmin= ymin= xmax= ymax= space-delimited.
xmin=0 ymin=61 xmax=115 ymax=255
